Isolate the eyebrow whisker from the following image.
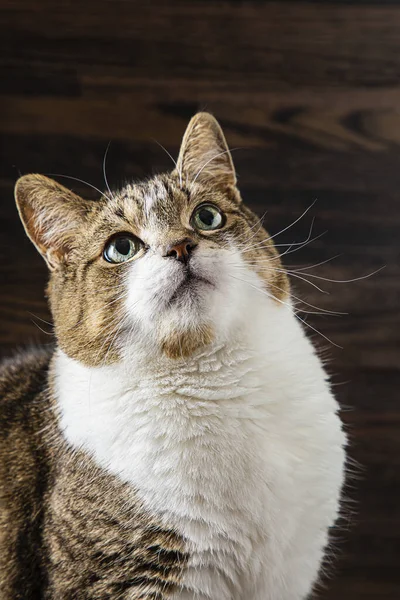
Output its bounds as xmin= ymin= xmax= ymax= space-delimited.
xmin=102 ymin=141 xmax=114 ymax=201
xmin=153 ymin=139 xmax=183 ymax=189
xmin=47 ymin=173 xmax=112 ymax=202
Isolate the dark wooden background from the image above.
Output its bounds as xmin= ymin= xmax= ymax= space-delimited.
xmin=1 ymin=1 xmax=399 ymax=598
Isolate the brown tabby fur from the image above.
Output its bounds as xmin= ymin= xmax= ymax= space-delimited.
xmin=0 ymin=349 xmax=188 ymax=599
xmin=0 ymin=113 xmax=289 ymax=598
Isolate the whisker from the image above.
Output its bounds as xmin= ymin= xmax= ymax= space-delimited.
xmin=242 ymin=218 xmax=317 ymax=255
xmin=28 ymin=312 xmax=53 ymax=327
xmin=102 ymin=318 xmax=128 ymax=365
xmin=68 ymin=291 xmax=129 ymax=336
xmin=228 ymin=273 xmax=342 ymax=348
xmin=91 ymin=314 xmax=126 ymax=360
xmin=250 ymin=211 xmax=268 ymax=231
xmin=153 ymin=139 xmax=183 ymax=189
xmin=266 ymin=279 xmax=346 ymax=316
xmin=263 ymin=199 xmax=317 ymax=245
xmin=287 ymin=255 xmax=342 ymax=272
xmin=229 ymin=260 xmax=344 ymax=316
xmin=291 ymin=266 xmax=386 ymax=283
xmin=76 ymin=316 xmax=124 ymax=351
xmin=238 ymin=211 xmax=269 ymax=252
xmin=274 ymin=231 xmax=327 ymax=260
xmin=102 ymin=141 xmax=114 ymax=201
xmin=241 ymin=229 xmax=327 ymax=265
xmin=190 ymin=147 xmax=241 ymax=189
xmin=294 ymin=313 xmax=343 ymax=349
xmin=275 ymin=268 xmax=329 ymax=294
xmin=30 ymin=318 xmax=54 ymax=336
xmin=279 ymin=216 xmax=315 ymax=254
xmin=229 ymin=261 xmax=329 ymax=294
xmin=272 ymin=217 xmax=315 ymax=249
xmin=47 ymin=173 xmax=111 ymax=201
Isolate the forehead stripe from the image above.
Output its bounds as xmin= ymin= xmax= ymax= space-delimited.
xmin=144 ymin=182 xmax=168 ymax=216
xmin=144 ymin=193 xmax=156 ymax=215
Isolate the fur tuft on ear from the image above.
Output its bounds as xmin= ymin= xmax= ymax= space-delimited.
xmin=15 ymin=174 xmax=95 ymax=269
xmin=176 ymin=112 xmax=236 ymax=188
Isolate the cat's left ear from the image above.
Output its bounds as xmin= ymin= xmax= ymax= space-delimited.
xmin=15 ymin=174 xmax=95 ymax=269
xmin=176 ymin=112 xmax=237 ymax=189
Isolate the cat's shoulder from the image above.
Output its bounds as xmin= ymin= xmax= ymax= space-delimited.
xmin=0 ymin=345 xmax=55 ymax=486
xmin=0 ymin=346 xmax=53 ymax=413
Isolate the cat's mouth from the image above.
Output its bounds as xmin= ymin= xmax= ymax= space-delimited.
xmin=167 ymin=269 xmax=214 ymax=306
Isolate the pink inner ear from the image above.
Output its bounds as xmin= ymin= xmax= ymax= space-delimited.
xmin=15 ymin=174 xmax=93 ymax=268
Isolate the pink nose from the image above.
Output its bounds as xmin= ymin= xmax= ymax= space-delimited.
xmin=165 ymin=239 xmax=197 ymax=264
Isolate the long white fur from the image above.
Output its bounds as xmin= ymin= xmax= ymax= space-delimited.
xmin=55 ymin=247 xmax=346 ymax=600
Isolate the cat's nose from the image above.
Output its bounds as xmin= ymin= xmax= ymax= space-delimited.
xmin=165 ymin=238 xmax=197 ymax=264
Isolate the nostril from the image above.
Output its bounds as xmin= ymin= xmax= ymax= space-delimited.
xmin=165 ymin=238 xmax=197 ymax=263
xmin=185 ymin=242 xmax=194 ymax=254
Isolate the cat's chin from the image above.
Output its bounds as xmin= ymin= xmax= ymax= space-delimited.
xmin=166 ymin=273 xmax=215 ymax=307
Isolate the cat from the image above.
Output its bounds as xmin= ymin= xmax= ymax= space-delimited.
xmin=0 ymin=112 xmax=346 ymax=600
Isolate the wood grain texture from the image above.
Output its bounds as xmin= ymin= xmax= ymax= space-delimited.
xmin=0 ymin=1 xmax=399 ymax=598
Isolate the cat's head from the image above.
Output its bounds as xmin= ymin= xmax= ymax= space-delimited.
xmin=15 ymin=113 xmax=289 ymax=365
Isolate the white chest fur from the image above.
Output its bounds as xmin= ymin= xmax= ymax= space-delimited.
xmin=55 ymin=303 xmax=346 ymax=600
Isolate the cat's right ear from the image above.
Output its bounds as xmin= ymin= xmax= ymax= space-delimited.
xmin=15 ymin=174 xmax=94 ymax=270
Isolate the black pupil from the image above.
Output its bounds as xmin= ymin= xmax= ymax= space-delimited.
xmin=115 ymin=237 xmax=132 ymax=255
xmin=199 ymin=208 xmax=215 ymax=226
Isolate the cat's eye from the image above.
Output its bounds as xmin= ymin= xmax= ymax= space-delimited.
xmin=103 ymin=234 xmax=142 ymax=264
xmin=191 ymin=204 xmax=225 ymax=231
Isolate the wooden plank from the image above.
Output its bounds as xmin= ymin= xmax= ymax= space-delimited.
xmin=2 ymin=3 xmax=400 ymax=88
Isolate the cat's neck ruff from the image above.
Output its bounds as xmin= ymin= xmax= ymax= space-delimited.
xmin=55 ymin=297 xmax=328 ymax=492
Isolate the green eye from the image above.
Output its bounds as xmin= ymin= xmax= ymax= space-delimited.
xmin=192 ymin=204 xmax=224 ymax=231
xmin=103 ymin=234 xmax=141 ymax=264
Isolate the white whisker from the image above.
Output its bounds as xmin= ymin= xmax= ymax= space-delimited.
xmin=102 ymin=141 xmax=113 ymax=201
xmin=266 ymin=279 xmax=346 ymax=316
xmin=28 ymin=312 xmax=54 ymax=327
xmin=292 ymin=266 xmax=385 ymax=283
xmin=294 ymin=313 xmax=343 ymax=349
xmin=276 ymin=268 xmax=329 ymax=294
xmin=190 ymin=148 xmax=241 ymax=189
xmin=229 ymin=260 xmax=329 ymax=294
xmin=153 ymin=139 xmax=183 ymax=189
xmin=275 ymin=231 xmax=327 ymax=260
xmin=263 ymin=199 xmax=317 ymax=245
xmin=239 ymin=211 xmax=269 ymax=251
xmin=241 ymin=230 xmax=326 ymax=263
xmin=273 ymin=217 xmax=315 ymax=248
xmin=287 ymin=255 xmax=342 ymax=271
xmin=30 ymin=318 xmax=54 ymax=336
xmin=48 ymin=173 xmax=112 ymax=201
xmin=241 ymin=217 xmax=325 ymax=260
xmin=102 ymin=317 xmax=128 ymax=365
xmin=228 ymin=273 xmax=342 ymax=348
